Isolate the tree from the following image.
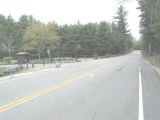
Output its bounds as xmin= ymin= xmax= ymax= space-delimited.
xmin=81 ymin=23 xmax=98 ymax=56
xmin=15 ymin=15 xmax=36 ymax=52
xmin=0 ymin=24 xmax=7 ymax=54
xmin=23 ymin=22 xmax=60 ymax=59
xmin=0 ymin=15 xmax=17 ymax=57
xmin=138 ymin=0 xmax=160 ymax=55
xmin=0 ymin=13 xmax=134 ymax=59
xmin=114 ymin=5 xmax=132 ymax=53
xmin=96 ymin=21 xmax=113 ymax=55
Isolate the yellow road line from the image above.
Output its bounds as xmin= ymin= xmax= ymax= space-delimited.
xmin=0 ymin=66 xmax=104 ymax=112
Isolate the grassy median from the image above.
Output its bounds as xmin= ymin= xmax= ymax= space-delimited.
xmin=0 ymin=67 xmax=7 ymax=73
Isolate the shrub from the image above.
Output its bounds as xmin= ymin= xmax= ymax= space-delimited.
xmin=3 ymin=57 xmax=12 ymax=64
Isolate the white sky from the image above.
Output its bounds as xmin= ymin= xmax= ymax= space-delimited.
xmin=0 ymin=0 xmax=140 ymax=39
xmin=125 ymin=0 xmax=141 ymax=40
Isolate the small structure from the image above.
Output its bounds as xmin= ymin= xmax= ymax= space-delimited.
xmin=16 ymin=52 xmax=30 ymax=65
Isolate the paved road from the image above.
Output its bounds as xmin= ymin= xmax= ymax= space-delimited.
xmin=0 ymin=51 xmax=159 ymax=120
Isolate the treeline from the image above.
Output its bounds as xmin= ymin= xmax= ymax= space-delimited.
xmin=0 ymin=5 xmax=133 ymax=60
xmin=138 ymin=0 xmax=160 ymax=55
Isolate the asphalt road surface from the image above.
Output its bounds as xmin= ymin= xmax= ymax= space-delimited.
xmin=0 ymin=51 xmax=159 ymax=120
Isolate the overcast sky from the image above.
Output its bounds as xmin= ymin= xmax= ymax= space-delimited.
xmin=0 ymin=0 xmax=140 ymax=39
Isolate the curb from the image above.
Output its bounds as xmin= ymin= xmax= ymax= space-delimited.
xmin=0 ymin=67 xmax=55 ymax=81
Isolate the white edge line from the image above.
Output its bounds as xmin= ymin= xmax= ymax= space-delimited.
xmin=139 ymin=67 xmax=144 ymax=120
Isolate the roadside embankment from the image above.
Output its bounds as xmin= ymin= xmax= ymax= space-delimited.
xmin=143 ymin=54 xmax=160 ymax=76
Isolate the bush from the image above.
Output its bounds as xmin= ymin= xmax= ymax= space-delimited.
xmin=3 ymin=57 xmax=12 ymax=64
xmin=0 ymin=59 xmax=3 ymax=64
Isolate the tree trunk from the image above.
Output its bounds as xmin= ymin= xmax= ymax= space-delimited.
xmin=8 ymin=45 xmax=11 ymax=57
xmin=38 ymin=52 xmax=41 ymax=60
xmin=8 ymin=51 xmax=11 ymax=58
xmin=75 ymin=52 xmax=78 ymax=61
xmin=148 ymin=43 xmax=152 ymax=55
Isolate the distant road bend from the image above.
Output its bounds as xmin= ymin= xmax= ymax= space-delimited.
xmin=0 ymin=51 xmax=160 ymax=120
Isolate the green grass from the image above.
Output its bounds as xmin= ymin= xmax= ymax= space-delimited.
xmin=0 ymin=67 xmax=7 ymax=73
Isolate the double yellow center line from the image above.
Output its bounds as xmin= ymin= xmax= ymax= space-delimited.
xmin=0 ymin=66 xmax=104 ymax=112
